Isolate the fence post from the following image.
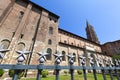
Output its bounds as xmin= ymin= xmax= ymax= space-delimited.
xmin=54 ymin=52 xmax=63 ymax=80
xmin=100 ymin=58 xmax=107 ymax=80
xmin=115 ymin=59 xmax=120 ymax=80
xmin=70 ymin=64 xmax=74 ymax=80
xmin=109 ymin=68 xmax=114 ymax=80
xmin=13 ymin=69 xmax=23 ymax=80
xmin=88 ymin=57 xmax=97 ymax=80
xmin=83 ymin=65 xmax=87 ymax=80
xmin=115 ymin=60 xmax=120 ymax=80
xmin=79 ymin=56 xmax=87 ymax=80
xmin=92 ymin=65 xmax=97 ymax=80
xmin=115 ymin=67 xmax=119 ymax=80
xmin=98 ymin=60 xmax=106 ymax=80
xmin=55 ymin=64 xmax=60 ymax=80
xmin=101 ymin=67 xmax=107 ymax=80
xmin=67 ymin=53 xmax=75 ymax=80
xmin=36 ymin=51 xmax=49 ymax=80
xmin=37 ymin=64 xmax=43 ymax=80
xmin=13 ymin=48 xmax=31 ymax=80
xmin=13 ymin=70 xmax=19 ymax=80
xmin=108 ymin=59 xmax=114 ymax=80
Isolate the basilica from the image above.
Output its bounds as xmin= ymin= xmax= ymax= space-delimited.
xmin=0 ymin=0 xmax=115 ymax=76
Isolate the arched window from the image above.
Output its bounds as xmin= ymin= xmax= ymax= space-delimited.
xmin=49 ymin=27 xmax=53 ymax=34
xmin=46 ymin=48 xmax=52 ymax=60
xmin=16 ymin=42 xmax=25 ymax=50
xmin=73 ymin=53 xmax=76 ymax=62
xmin=1 ymin=40 xmax=10 ymax=49
xmin=62 ymin=51 xmax=66 ymax=61
xmin=48 ymin=39 xmax=52 ymax=45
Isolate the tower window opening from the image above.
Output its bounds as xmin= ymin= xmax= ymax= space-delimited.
xmin=19 ymin=11 xmax=24 ymax=19
xmin=49 ymin=27 xmax=53 ymax=35
xmin=48 ymin=39 xmax=52 ymax=45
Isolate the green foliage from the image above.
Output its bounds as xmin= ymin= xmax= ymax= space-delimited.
xmin=8 ymin=69 xmax=24 ymax=79
xmin=64 ymin=70 xmax=68 ymax=75
xmin=18 ymin=71 xmax=24 ymax=79
xmin=112 ymin=54 xmax=120 ymax=63
xmin=9 ymin=69 xmax=14 ymax=77
xmin=21 ymin=74 xmax=117 ymax=80
xmin=113 ymin=54 xmax=120 ymax=60
xmin=0 ymin=69 xmax=4 ymax=77
xmin=41 ymin=70 xmax=49 ymax=78
xmin=77 ymin=70 xmax=82 ymax=75
xmin=68 ymin=70 xmax=71 ymax=74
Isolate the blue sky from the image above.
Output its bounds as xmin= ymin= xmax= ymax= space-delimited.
xmin=31 ymin=0 xmax=120 ymax=44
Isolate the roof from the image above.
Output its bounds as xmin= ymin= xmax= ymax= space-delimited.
xmin=22 ymin=0 xmax=60 ymax=19
xmin=58 ymin=28 xmax=101 ymax=46
xmin=103 ymin=40 xmax=120 ymax=45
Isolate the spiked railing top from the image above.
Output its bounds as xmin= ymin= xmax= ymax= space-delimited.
xmin=118 ymin=60 xmax=120 ymax=65
xmin=67 ymin=53 xmax=75 ymax=64
xmin=54 ymin=52 xmax=63 ymax=64
xmin=79 ymin=55 xmax=86 ymax=65
xmin=88 ymin=57 xmax=94 ymax=65
xmin=0 ymin=45 xmax=9 ymax=58
xmin=37 ymin=51 xmax=49 ymax=64
xmin=97 ymin=58 xmax=102 ymax=66
xmin=104 ymin=58 xmax=110 ymax=66
xmin=115 ymin=59 xmax=119 ymax=66
xmin=16 ymin=48 xmax=31 ymax=63
xmin=107 ymin=59 xmax=113 ymax=66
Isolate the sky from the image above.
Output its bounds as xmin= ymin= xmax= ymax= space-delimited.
xmin=31 ymin=0 xmax=120 ymax=44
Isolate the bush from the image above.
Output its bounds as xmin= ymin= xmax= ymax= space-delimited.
xmin=0 ymin=69 xmax=4 ymax=77
xmin=41 ymin=70 xmax=49 ymax=78
xmin=8 ymin=69 xmax=24 ymax=79
xmin=77 ymin=70 xmax=82 ymax=75
xmin=64 ymin=70 xmax=68 ymax=75
xmin=9 ymin=70 xmax=14 ymax=77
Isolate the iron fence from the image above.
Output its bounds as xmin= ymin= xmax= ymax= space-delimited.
xmin=0 ymin=63 xmax=120 ymax=80
xmin=0 ymin=47 xmax=119 ymax=80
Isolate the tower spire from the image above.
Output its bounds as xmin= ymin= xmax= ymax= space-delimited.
xmin=86 ymin=19 xmax=90 ymax=27
xmin=86 ymin=20 xmax=100 ymax=44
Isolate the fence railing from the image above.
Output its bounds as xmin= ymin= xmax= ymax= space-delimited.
xmin=0 ymin=64 xmax=120 ymax=80
xmin=0 ymin=47 xmax=119 ymax=80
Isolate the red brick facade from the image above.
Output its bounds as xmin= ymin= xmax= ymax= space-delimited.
xmin=102 ymin=40 xmax=120 ymax=56
xmin=0 ymin=0 xmax=113 ymax=77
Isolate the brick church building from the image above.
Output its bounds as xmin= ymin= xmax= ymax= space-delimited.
xmin=0 ymin=0 xmax=117 ymax=76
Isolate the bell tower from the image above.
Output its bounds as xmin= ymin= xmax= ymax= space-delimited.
xmin=86 ymin=21 xmax=100 ymax=44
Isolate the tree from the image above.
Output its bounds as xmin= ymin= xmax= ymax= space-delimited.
xmin=112 ymin=54 xmax=120 ymax=64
